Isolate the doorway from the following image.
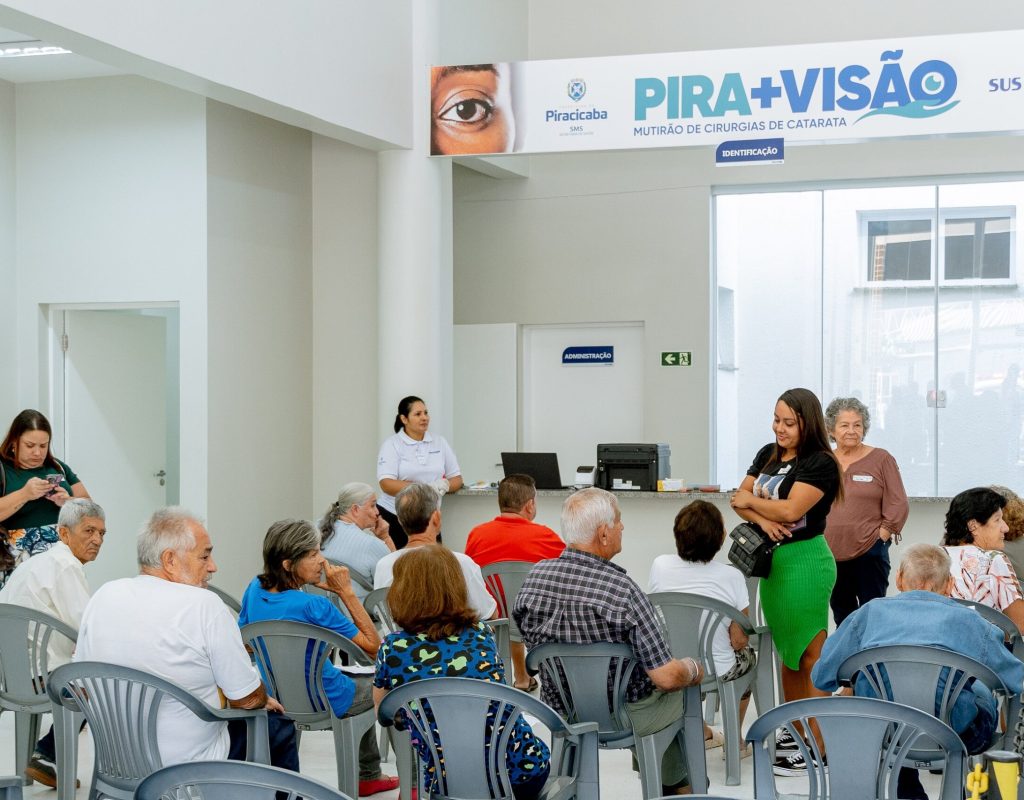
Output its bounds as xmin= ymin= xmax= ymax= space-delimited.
xmin=50 ymin=305 xmax=180 ymax=588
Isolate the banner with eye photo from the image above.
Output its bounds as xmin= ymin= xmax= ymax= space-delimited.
xmin=428 ymin=29 xmax=1024 ymax=156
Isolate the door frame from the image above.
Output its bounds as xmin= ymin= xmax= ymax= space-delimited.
xmin=46 ymin=300 xmax=179 ymax=475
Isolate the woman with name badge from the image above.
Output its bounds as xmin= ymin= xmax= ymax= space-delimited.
xmin=823 ymin=397 xmax=909 ymax=627
xmin=730 ymin=388 xmax=841 ymax=776
xmin=377 ymin=396 xmax=462 ymax=549
xmin=0 ymin=409 xmax=91 ymax=585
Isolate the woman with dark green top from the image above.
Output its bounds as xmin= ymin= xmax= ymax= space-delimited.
xmin=730 ymin=388 xmax=842 ymax=776
xmin=0 ymin=410 xmax=90 ymax=584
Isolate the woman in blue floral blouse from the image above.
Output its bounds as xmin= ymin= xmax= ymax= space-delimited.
xmin=373 ymin=545 xmax=550 ymax=798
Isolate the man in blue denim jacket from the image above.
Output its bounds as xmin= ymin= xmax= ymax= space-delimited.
xmin=812 ymin=542 xmax=1024 ymax=799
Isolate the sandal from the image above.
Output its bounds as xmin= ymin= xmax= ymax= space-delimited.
xmin=704 ymin=729 xmax=725 ymax=749
xmin=515 ymin=676 xmax=539 ymax=692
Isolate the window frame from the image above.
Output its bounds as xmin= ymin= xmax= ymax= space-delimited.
xmin=859 ymin=205 xmax=1016 ymax=288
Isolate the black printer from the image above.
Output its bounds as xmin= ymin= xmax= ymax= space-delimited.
xmin=595 ymin=443 xmax=671 ymax=491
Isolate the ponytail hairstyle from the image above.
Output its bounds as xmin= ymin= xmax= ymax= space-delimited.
xmin=319 ymin=482 xmax=377 ymax=546
xmin=393 ymin=396 xmax=425 ymax=434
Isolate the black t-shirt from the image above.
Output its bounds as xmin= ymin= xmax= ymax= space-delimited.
xmin=745 ymin=444 xmax=840 ymax=541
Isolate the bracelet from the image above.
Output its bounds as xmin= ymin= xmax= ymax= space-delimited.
xmin=684 ymin=657 xmax=699 ymax=685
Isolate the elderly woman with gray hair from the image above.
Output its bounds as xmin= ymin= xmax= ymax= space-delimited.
xmin=238 ymin=519 xmax=399 ymax=796
xmin=319 ymin=482 xmax=395 ymax=600
xmin=823 ymin=397 xmax=909 ymax=626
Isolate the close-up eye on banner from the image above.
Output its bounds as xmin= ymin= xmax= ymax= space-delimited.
xmin=429 ymin=29 xmax=1024 ymax=156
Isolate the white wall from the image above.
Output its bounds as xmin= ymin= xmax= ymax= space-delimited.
xmin=454 ymin=137 xmax=1024 ymax=489
xmin=527 ymin=0 xmax=1024 ymax=57
xmin=0 ymin=0 xmax=413 ymax=149
xmin=0 ymin=78 xmax=15 ymax=421
xmin=310 ymin=135 xmax=380 ymax=511
xmin=205 ymin=101 xmax=313 ymax=596
xmin=15 ymin=76 xmax=209 ymax=518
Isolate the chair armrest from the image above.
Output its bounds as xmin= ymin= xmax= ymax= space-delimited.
xmin=206 ymin=707 xmax=270 ymax=763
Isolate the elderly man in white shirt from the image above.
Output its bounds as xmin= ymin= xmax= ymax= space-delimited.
xmin=75 ymin=507 xmax=296 ymax=769
xmin=0 ymin=498 xmax=106 ymax=787
xmin=373 ymin=483 xmax=497 ymax=620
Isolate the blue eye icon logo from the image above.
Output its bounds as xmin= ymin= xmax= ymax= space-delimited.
xmin=568 ymin=79 xmax=587 ymax=102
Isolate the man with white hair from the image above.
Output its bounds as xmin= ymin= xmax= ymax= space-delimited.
xmin=75 ymin=507 xmax=296 ymax=768
xmin=813 ymin=542 xmax=1024 ymax=800
xmin=0 ymin=498 xmax=106 ymax=787
xmin=512 ymin=488 xmax=705 ymax=796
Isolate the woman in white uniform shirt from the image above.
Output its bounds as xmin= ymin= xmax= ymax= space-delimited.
xmin=377 ymin=396 xmax=463 ymax=548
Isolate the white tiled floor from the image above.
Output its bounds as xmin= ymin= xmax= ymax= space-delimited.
xmin=2 ymin=710 xmax=944 ymax=799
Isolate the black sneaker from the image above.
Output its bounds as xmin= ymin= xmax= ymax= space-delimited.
xmin=25 ymin=751 xmax=80 ymax=789
xmin=25 ymin=752 xmax=57 ymax=788
xmin=773 ymin=749 xmax=827 ymax=777
xmin=775 ymin=728 xmax=799 ymax=751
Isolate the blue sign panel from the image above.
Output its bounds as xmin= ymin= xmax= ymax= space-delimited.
xmin=715 ymin=137 xmax=784 ymax=165
xmin=562 ymin=346 xmax=614 ymax=365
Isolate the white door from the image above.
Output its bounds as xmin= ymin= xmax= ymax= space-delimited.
xmin=522 ymin=323 xmax=645 ymax=486
xmin=61 ymin=310 xmax=168 ymax=588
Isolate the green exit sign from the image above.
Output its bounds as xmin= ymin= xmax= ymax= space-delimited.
xmin=661 ymin=351 xmax=692 ymax=367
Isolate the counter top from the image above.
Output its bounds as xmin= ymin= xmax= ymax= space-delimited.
xmin=455 ymin=487 xmax=953 ymax=502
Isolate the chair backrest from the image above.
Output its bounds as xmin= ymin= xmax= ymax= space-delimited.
xmin=837 ymin=643 xmax=1010 ymax=724
xmin=48 ymin=661 xmax=234 ymax=794
xmin=362 ymin=587 xmax=396 ymax=634
xmin=135 ymin=759 xmax=354 ymax=800
xmin=746 ymin=696 xmax=967 ymax=800
xmin=325 ymin=558 xmax=374 ymax=594
xmin=525 ymin=641 xmax=637 ymax=746
xmin=240 ymin=620 xmax=369 ymax=723
xmin=647 ymin=591 xmax=754 ymax=682
xmin=952 ymin=598 xmax=1024 ymax=656
xmin=0 ymin=603 xmax=77 ymax=712
xmin=746 ymin=576 xmax=766 ymax=626
xmin=206 ymin=585 xmax=242 ymax=616
xmin=480 ymin=561 xmax=535 ymax=636
xmin=377 ymin=676 xmax=582 ymax=800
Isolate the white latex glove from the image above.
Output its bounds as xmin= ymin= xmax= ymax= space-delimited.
xmin=431 ymin=478 xmax=450 ymax=496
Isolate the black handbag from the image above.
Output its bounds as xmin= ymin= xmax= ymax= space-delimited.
xmin=727 ymin=522 xmax=777 ymax=578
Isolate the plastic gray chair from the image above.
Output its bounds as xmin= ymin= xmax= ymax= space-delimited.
xmin=745 ymin=696 xmax=967 ymax=800
xmin=239 ymin=620 xmax=378 ymax=799
xmin=207 ymin=584 xmax=243 ymax=617
xmin=480 ymin=561 xmax=534 ymax=641
xmin=648 ymin=591 xmax=774 ymax=786
xmin=745 ymin=575 xmax=783 ymax=710
xmin=362 ymin=587 xmax=397 ymax=633
xmin=0 ymin=777 xmax=23 ymax=800
xmin=378 ymin=676 xmax=600 ymax=800
xmin=837 ymin=643 xmax=1018 ymax=756
xmin=526 ymin=641 xmax=708 ymax=797
xmin=0 ymin=603 xmax=80 ymax=785
xmin=952 ymin=598 xmax=1024 ymax=660
xmin=135 ymin=760 xmax=355 ymax=800
xmin=47 ymin=661 xmax=269 ymax=800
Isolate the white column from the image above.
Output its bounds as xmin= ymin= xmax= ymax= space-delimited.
xmin=377 ymin=0 xmax=454 ymax=440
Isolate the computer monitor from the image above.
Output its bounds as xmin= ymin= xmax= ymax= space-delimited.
xmin=500 ymin=452 xmax=564 ymax=490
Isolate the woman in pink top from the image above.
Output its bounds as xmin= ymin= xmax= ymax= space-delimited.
xmin=823 ymin=398 xmax=909 ymax=626
xmin=942 ymin=486 xmax=1024 ymax=633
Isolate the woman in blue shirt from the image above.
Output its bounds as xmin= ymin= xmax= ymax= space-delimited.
xmin=373 ymin=545 xmax=550 ymax=799
xmin=239 ymin=519 xmax=399 ymax=797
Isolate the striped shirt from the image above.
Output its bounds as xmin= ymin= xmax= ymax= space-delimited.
xmin=512 ymin=548 xmax=673 ymax=711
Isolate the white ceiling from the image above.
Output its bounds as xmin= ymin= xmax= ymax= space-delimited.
xmin=0 ymin=25 xmax=123 ymax=83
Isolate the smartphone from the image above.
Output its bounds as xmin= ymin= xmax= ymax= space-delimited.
xmin=45 ymin=473 xmax=63 ymax=495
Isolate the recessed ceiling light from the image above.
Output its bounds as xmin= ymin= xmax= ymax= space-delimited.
xmin=0 ymin=43 xmax=72 ymax=58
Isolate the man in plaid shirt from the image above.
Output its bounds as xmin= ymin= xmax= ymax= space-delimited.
xmin=513 ymin=487 xmax=704 ymax=795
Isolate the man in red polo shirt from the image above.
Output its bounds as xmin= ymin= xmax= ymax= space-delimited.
xmin=465 ymin=473 xmax=566 ymax=690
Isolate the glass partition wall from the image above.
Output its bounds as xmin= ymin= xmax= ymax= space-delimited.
xmin=715 ymin=179 xmax=1023 ymax=497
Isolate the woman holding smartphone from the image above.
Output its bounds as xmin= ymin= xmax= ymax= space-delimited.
xmin=0 ymin=409 xmax=90 ymax=582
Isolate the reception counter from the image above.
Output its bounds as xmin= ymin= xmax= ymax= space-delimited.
xmin=441 ymin=488 xmax=949 ymax=591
